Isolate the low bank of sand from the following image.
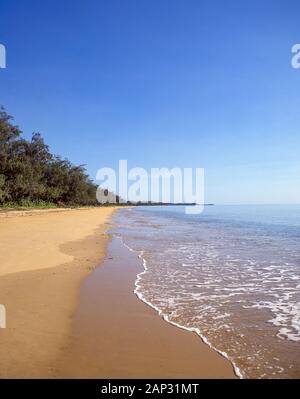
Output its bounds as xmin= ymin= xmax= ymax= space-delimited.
xmin=0 ymin=207 xmax=235 ymax=378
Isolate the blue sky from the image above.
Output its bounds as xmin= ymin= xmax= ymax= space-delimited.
xmin=0 ymin=0 xmax=300 ymax=204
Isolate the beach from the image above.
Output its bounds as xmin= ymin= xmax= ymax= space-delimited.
xmin=0 ymin=207 xmax=115 ymax=378
xmin=0 ymin=207 xmax=235 ymax=378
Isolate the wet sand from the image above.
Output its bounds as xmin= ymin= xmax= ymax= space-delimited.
xmin=55 ymin=237 xmax=236 ymax=378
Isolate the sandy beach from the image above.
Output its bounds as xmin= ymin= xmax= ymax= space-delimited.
xmin=0 ymin=207 xmax=115 ymax=378
xmin=55 ymin=237 xmax=235 ymax=378
xmin=0 ymin=207 xmax=235 ymax=378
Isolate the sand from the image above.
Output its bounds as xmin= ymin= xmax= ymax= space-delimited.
xmin=0 ymin=207 xmax=116 ymax=377
xmin=0 ymin=207 xmax=236 ymax=378
xmin=55 ymin=237 xmax=236 ymax=378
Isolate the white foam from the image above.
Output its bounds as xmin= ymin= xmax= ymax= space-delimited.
xmin=118 ymin=236 xmax=244 ymax=379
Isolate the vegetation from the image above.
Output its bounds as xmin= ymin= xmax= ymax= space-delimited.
xmin=0 ymin=106 xmax=99 ymax=208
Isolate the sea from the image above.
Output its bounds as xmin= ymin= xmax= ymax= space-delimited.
xmin=113 ymin=205 xmax=300 ymax=378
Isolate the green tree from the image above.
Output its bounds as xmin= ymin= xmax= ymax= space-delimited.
xmin=0 ymin=106 xmax=100 ymax=207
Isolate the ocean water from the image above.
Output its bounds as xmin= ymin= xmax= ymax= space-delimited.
xmin=113 ymin=205 xmax=300 ymax=378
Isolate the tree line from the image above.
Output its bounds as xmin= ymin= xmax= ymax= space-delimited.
xmin=0 ymin=106 xmax=99 ymax=207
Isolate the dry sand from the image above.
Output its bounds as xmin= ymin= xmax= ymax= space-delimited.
xmin=0 ymin=207 xmax=236 ymax=378
xmin=0 ymin=207 xmax=115 ymax=377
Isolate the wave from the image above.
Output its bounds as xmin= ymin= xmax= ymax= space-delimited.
xmin=118 ymin=235 xmax=244 ymax=379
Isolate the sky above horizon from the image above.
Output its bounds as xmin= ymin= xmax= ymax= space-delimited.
xmin=0 ymin=0 xmax=300 ymax=204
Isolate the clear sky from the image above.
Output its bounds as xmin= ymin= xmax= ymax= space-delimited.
xmin=0 ymin=0 xmax=300 ymax=204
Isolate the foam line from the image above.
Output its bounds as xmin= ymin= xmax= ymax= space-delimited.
xmin=118 ymin=236 xmax=244 ymax=379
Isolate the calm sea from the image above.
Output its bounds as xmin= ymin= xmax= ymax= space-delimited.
xmin=113 ymin=205 xmax=300 ymax=378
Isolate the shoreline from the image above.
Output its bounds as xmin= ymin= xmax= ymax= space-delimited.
xmin=54 ymin=232 xmax=236 ymax=378
xmin=125 ymin=240 xmax=242 ymax=378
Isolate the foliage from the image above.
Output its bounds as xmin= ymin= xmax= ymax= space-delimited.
xmin=0 ymin=106 xmax=98 ymax=207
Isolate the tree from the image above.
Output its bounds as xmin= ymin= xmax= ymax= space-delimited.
xmin=0 ymin=106 xmax=99 ymax=207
